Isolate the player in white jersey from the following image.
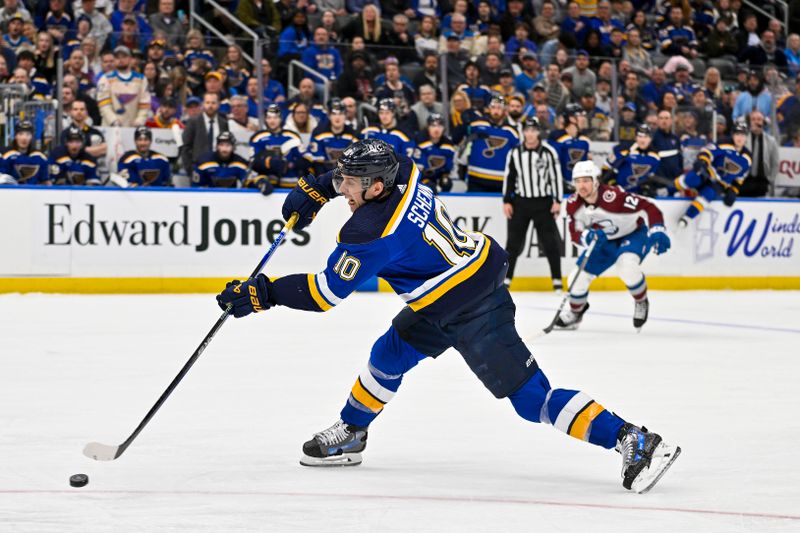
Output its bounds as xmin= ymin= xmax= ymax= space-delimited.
xmin=557 ymin=161 xmax=672 ymax=331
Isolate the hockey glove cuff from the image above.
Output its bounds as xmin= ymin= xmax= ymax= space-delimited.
xmin=647 ymin=225 xmax=671 ymax=255
xmin=282 ymin=173 xmax=335 ymax=230
xmin=723 ymin=187 xmax=737 ymax=207
xmin=216 ymin=274 xmax=274 ymax=318
xmin=581 ymin=228 xmax=607 ymax=248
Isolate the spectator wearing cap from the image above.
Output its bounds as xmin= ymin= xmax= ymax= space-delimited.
xmin=618 ymin=101 xmax=639 ymax=143
xmin=515 ymin=51 xmax=543 ymax=99
xmin=146 ymin=38 xmax=168 ymax=69
xmin=110 ymin=13 xmax=145 ymax=53
xmin=181 ymin=91 xmax=229 ymax=175
xmin=111 ymin=0 xmax=152 ymax=46
xmin=183 ymin=95 xmax=202 ymax=120
xmin=408 ymin=83 xmax=445 ymax=131
xmin=562 ymin=50 xmax=596 ymax=101
xmin=236 ymin=0 xmax=280 ymax=39
xmin=3 ymin=13 xmax=30 ymax=52
xmin=667 ymin=64 xmax=700 ymax=106
xmin=715 ymin=113 xmax=728 ymax=140
xmin=117 ymin=127 xmax=172 ymax=187
xmin=493 ymin=68 xmax=522 ymax=103
xmin=385 ymin=14 xmax=417 ymax=66
xmin=337 ymin=51 xmax=375 ymax=102
xmin=733 ymin=70 xmax=773 ymax=125
xmin=202 ymin=70 xmax=231 ymax=114
xmin=97 ymin=45 xmax=151 ymax=127
xmin=413 ymin=113 xmax=456 ymax=192
xmin=542 ymin=63 xmax=569 ymax=114
xmin=735 ymin=13 xmax=761 ymax=60
xmin=442 ymin=33 xmax=468 ymax=91
xmin=505 ymin=22 xmax=537 ymax=62
xmin=457 ymin=61 xmax=492 ymax=111
xmin=302 ymin=27 xmax=343 ymax=84
xmin=75 ymin=0 xmax=111 ymax=49
xmin=374 ymin=57 xmax=416 ymax=113
xmin=658 ymin=5 xmax=698 ymax=58
xmin=412 ymin=52 xmax=440 ymax=97
xmin=148 ymin=0 xmax=184 ymax=49
xmin=146 ymin=96 xmax=183 ymax=128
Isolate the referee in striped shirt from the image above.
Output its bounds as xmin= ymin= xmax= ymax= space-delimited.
xmin=503 ymin=116 xmax=564 ymax=291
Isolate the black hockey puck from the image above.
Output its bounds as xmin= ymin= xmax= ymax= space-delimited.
xmin=69 ymin=474 xmax=89 ymax=488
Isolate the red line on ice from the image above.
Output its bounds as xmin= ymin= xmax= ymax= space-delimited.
xmin=1 ymin=489 xmax=799 ymax=521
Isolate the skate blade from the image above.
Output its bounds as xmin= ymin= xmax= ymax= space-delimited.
xmin=632 ymin=442 xmax=681 ymax=494
xmin=299 ymin=452 xmax=362 ymax=467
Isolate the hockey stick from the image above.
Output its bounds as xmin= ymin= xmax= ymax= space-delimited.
xmin=526 ymin=237 xmax=598 ymax=342
xmin=83 ymin=213 xmax=300 ymax=461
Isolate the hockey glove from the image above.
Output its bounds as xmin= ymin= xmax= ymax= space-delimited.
xmin=437 ymin=175 xmax=453 ymax=193
xmin=282 ymin=172 xmax=336 ymax=230
xmin=692 ymin=160 xmax=711 ymax=184
xmin=258 ymin=177 xmax=274 ymax=196
xmin=216 ymin=274 xmax=273 ymax=318
xmin=581 ymin=227 xmax=608 ymax=248
xmin=647 ymin=225 xmax=671 ymax=255
xmin=723 ymin=187 xmax=737 ymax=207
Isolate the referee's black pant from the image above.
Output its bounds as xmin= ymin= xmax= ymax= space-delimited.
xmin=505 ymin=197 xmax=562 ymax=282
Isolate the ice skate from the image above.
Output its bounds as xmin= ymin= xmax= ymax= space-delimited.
xmin=554 ymin=303 xmax=589 ymax=330
xmin=616 ymin=424 xmax=681 ymax=494
xmin=633 ymin=298 xmax=649 ymax=331
xmin=300 ymin=419 xmax=368 ymax=467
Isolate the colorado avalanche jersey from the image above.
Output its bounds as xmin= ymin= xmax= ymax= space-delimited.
xmin=0 ymin=146 xmax=49 ymax=184
xmin=413 ymin=132 xmax=456 ymax=187
xmin=361 ymin=125 xmax=414 ymax=158
xmin=249 ymin=128 xmax=306 ymax=187
xmin=466 ymin=119 xmax=520 ymax=191
xmin=270 ymin=157 xmax=509 ymax=321
xmin=696 ymin=142 xmax=752 ymax=188
xmin=192 ymin=152 xmax=249 ymax=188
xmin=305 ymin=124 xmax=359 ymax=174
xmin=117 ymin=150 xmax=172 ymax=186
xmin=548 ymin=129 xmax=591 ymax=183
xmin=603 ymin=144 xmax=661 ymax=193
xmin=49 ymin=147 xmax=99 ymax=185
xmin=566 ymin=184 xmax=665 ymax=243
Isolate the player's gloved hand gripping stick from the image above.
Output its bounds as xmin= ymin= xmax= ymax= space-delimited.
xmin=83 ymin=213 xmax=300 ymax=462
xmin=528 ymin=236 xmax=599 ymax=341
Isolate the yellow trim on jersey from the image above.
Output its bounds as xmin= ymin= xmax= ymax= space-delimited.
xmin=568 ymin=401 xmax=605 ymax=441
xmin=81 ymin=160 xmax=96 ymax=168
xmin=718 ymin=144 xmax=734 ymax=150
xmin=229 ymin=161 xmax=249 ymax=170
xmin=198 ymin=161 xmax=218 ymax=170
xmin=468 ymin=170 xmax=504 ymax=181
xmin=152 ymin=153 xmax=169 ymax=161
xmin=380 ymin=163 xmax=421 ymax=238
xmin=471 ymin=120 xmax=490 ymax=128
xmin=307 ymin=273 xmax=333 ymax=311
xmin=408 ymin=235 xmax=491 ymax=311
xmin=2 ymin=149 xmax=20 ymax=158
xmin=56 ymin=156 xmax=71 ymax=164
xmin=98 ymin=98 xmax=112 ymax=107
xmin=691 ymin=199 xmax=705 ymax=213
xmin=418 ymin=141 xmax=433 ymax=149
xmin=392 ymin=130 xmax=410 ymax=142
xmin=315 ymin=132 xmax=334 ymax=140
xmin=250 ymin=131 xmax=270 ymax=143
xmin=122 ymin=153 xmax=142 ymax=164
xmin=440 ymin=144 xmax=456 ymax=152
xmin=351 ymin=378 xmax=384 ymax=412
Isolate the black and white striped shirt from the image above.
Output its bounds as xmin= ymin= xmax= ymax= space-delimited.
xmin=503 ymin=140 xmax=563 ymax=202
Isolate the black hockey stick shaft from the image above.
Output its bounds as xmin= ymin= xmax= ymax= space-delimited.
xmin=85 ymin=213 xmax=299 ymax=461
xmin=542 ymin=237 xmax=598 ymax=335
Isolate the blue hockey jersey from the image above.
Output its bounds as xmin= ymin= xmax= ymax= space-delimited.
xmin=696 ymin=142 xmax=753 ymax=190
xmin=603 ymin=144 xmax=661 ymax=193
xmin=466 ymin=119 xmax=520 ymax=191
xmin=305 ymin=123 xmax=359 ymax=175
xmin=192 ymin=152 xmax=249 ymax=188
xmin=270 ymin=157 xmax=509 ymax=321
xmin=117 ymin=150 xmax=172 ymax=186
xmin=413 ymin=132 xmax=456 ymax=189
xmin=249 ymin=128 xmax=307 ymax=188
xmin=548 ymin=129 xmax=591 ymax=184
xmin=361 ymin=125 xmax=415 ymax=158
xmin=0 ymin=146 xmax=49 ymax=184
xmin=680 ymin=133 xmax=708 ymax=172
xmin=50 ymin=146 xmax=99 ymax=185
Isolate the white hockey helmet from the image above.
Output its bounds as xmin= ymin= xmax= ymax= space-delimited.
xmin=572 ymin=160 xmax=600 ymax=188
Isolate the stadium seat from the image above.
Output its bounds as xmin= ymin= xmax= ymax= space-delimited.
xmin=708 ymin=57 xmax=737 ymax=81
xmin=401 ymin=63 xmax=423 ymax=84
xmin=691 ymin=58 xmax=707 ymax=79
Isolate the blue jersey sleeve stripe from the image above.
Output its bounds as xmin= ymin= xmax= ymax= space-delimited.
xmin=307 ymin=274 xmax=333 ymax=311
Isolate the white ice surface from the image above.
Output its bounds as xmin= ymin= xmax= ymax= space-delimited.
xmin=1 ymin=291 xmax=799 ymax=532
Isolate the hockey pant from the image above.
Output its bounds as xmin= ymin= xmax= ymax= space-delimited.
xmin=505 ymin=197 xmax=563 ymax=283
xmin=675 ymin=170 xmax=721 ymax=219
xmin=339 ymin=286 xmax=625 ymax=450
xmin=567 ymin=226 xmax=649 ymax=313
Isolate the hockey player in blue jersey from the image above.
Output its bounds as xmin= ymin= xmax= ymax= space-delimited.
xmin=305 ymin=99 xmax=359 ymax=176
xmin=50 ymin=126 xmax=100 ymax=186
xmin=465 ymin=93 xmax=520 ymax=192
xmin=413 ymin=113 xmax=456 ymax=192
xmin=602 ymin=125 xmax=662 ymax=196
xmin=675 ymin=122 xmax=752 ymax=227
xmin=117 ymin=127 xmax=172 ymax=187
xmin=193 ymin=132 xmax=249 ymax=188
xmin=548 ymin=103 xmax=591 ymax=189
xmin=215 ymin=139 xmax=681 ymax=494
xmin=0 ymin=120 xmax=49 ymax=185
xmin=361 ymin=98 xmax=414 ymax=158
xmin=250 ymin=104 xmax=307 ymax=192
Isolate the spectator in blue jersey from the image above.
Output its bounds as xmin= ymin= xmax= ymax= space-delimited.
xmin=3 ymin=13 xmax=30 ymax=52
xmin=302 ymin=27 xmax=343 ymax=83
xmin=667 ymin=64 xmax=700 ymax=106
xmin=441 ymin=0 xmax=470 ymax=31
xmin=733 ymin=70 xmax=774 ymax=124
xmin=111 ymin=0 xmax=152 ymax=45
xmin=641 ymin=67 xmax=668 ymax=111
xmin=277 ymin=9 xmax=310 ymax=60
xmin=515 ymin=50 xmax=543 ymax=97
xmin=0 ymin=120 xmax=49 ymax=185
xmin=561 ymin=1 xmax=589 ymax=48
xmin=256 ymin=59 xmax=285 ymax=105
xmin=658 ymin=6 xmax=698 ymax=58
xmin=505 ymin=21 xmax=537 ymax=62
xmin=589 ymin=0 xmax=624 ymax=47
xmin=457 ymin=61 xmax=492 ymax=111
xmin=42 ymin=0 xmax=73 ymax=45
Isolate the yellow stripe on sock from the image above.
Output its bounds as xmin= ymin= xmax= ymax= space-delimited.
xmin=568 ymin=401 xmax=605 ymax=441
xmin=351 ymin=378 xmax=384 ymax=413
